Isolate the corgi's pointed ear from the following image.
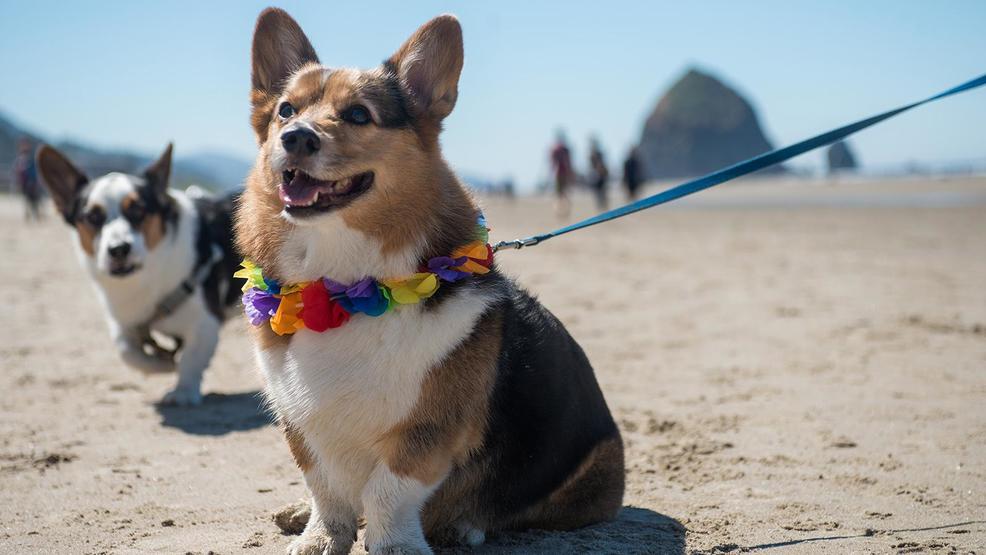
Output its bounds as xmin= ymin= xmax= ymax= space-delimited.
xmin=251 ymin=8 xmax=319 ymax=141
xmin=36 ymin=144 xmax=88 ymax=223
xmin=387 ymin=15 xmax=464 ymax=121
xmin=143 ymin=143 xmax=173 ymax=201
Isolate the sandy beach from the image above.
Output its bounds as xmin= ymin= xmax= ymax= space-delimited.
xmin=1 ymin=177 xmax=984 ymax=554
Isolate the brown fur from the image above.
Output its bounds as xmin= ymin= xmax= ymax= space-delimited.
xmin=385 ymin=15 xmax=463 ymax=145
xmin=342 ymin=148 xmax=477 ymax=257
xmin=283 ymin=422 xmax=314 ymax=472
xmin=121 ymin=192 xmax=166 ymax=250
xmin=235 ymin=156 xmax=292 ymax=282
xmin=248 ymin=321 xmax=292 ymax=350
xmin=74 ymin=220 xmax=97 ymax=256
xmin=377 ymin=309 xmax=501 ymax=485
xmin=141 ymin=213 xmax=165 ymax=250
xmin=250 ymin=88 xmax=278 ymax=144
xmin=250 ymin=8 xmax=319 ymax=142
xmin=512 ymin=437 xmax=625 ymax=531
xmin=237 ymin=17 xmax=475 ymax=273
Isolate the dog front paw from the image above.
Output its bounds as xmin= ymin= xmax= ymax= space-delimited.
xmin=161 ymin=387 xmax=203 ymax=406
xmin=287 ymin=528 xmax=352 ymax=555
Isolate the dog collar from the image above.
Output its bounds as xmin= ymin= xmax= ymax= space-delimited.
xmin=236 ymin=214 xmax=493 ymax=336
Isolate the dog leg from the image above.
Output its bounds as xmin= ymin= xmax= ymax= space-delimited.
xmin=361 ymin=463 xmax=439 ymax=555
xmin=289 ymin=464 xmax=358 ymax=555
xmin=162 ymin=314 xmax=219 ymax=406
xmin=113 ymin=330 xmax=176 ymax=374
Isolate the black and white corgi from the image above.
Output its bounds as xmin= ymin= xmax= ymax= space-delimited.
xmin=36 ymin=144 xmax=243 ymax=405
xmin=235 ymin=9 xmax=624 ymax=554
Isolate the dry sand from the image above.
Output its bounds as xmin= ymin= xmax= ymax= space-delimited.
xmin=1 ymin=177 xmax=984 ymax=554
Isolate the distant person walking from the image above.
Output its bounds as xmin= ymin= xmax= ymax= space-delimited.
xmin=588 ymin=136 xmax=609 ymax=210
xmin=622 ymin=147 xmax=643 ymax=202
xmin=549 ymin=130 xmax=574 ymax=217
xmin=13 ymin=138 xmax=43 ymax=221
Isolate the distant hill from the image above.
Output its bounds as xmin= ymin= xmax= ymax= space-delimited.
xmin=639 ymin=68 xmax=783 ymax=179
xmin=0 ymin=111 xmax=250 ymax=191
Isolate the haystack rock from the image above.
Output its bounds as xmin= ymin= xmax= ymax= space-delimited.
xmin=639 ymin=68 xmax=782 ymax=179
xmin=826 ymin=140 xmax=858 ymax=173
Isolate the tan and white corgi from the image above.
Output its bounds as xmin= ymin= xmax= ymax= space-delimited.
xmin=235 ymin=9 xmax=624 ymax=554
xmin=36 ymin=144 xmax=243 ymax=405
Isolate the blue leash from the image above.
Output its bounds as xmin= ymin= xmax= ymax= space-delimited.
xmin=492 ymin=73 xmax=986 ymax=252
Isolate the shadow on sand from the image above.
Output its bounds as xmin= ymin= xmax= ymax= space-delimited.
xmin=699 ymin=520 xmax=985 ymax=554
xmin=438 ymin=507 xmax=685 ymax=555
xmin=156 ymin=391 xmax=274 ymax=435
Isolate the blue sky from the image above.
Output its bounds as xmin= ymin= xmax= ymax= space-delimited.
xmin=1 ymin=1 xmax=984 ymax=187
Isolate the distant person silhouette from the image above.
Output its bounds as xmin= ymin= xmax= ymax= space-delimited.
xmin=501 ymin=177 xmax=516 ymax=200
xmin=549 ymin=130 xmax=574 ymax=217
xmin=13 ymin=138 xmax=42 ymax=221
xmin=622 ymin=147 xmax=643 ymax=202
xmin=588 ymin=136 xmax=609 ymax=210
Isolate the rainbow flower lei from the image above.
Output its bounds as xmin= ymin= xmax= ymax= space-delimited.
xmin=235 ymin=215 xmax=494 ymax=336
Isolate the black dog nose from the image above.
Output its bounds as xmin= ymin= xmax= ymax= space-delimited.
xmin=281 ymin=127 xmax=320 ymax=156
xmin=108 ymin=243 xmax=131 ymax=259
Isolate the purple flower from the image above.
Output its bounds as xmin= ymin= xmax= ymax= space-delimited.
xmin=324 ymin=277 xmax=390 ymax=317
xmin=427 ymin=255 xmax=470 ymax=282
xmin=346 ymin=277 xmax=377 ymax=299
xmin=322 ymin=278 xmax=349 ymax=296
xmin=243 ymin=287 xmax=280 ymax=326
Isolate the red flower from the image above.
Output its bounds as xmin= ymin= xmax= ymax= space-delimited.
xmin=327 ymin=300 xmax=351 ymax=329
xmin=300 ymin=283 xmax=350 ymax=332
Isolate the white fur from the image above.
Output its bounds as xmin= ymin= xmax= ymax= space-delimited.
xmin=361 ymin=464 xmax=438 ymax=553
xmin=258 ymin=215 xmax=494 ymax=553
xmin=75 ymin=174 xmax=220 ymax=405
xmin=277 ymin=214 xmax=420 ymax=284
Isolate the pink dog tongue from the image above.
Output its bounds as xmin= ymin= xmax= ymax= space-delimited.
xmin=279 ymin=173 xmax=333 ymax=206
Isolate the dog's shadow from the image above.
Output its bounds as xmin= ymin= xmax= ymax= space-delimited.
xmin=155 ymin=391 xmax=274 ymax=435
xmin=439 ymin=507 xmax=685 ymax=555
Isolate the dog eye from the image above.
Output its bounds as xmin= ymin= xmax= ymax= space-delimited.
xmin=124 ymin=202 xmax=146 ymax=223
xmin=341 ymin=105 xmax=372 ymax=125
xmin=85 ymin=207 xmax=106 ymax=228
xmin=278 ymin=102 xmax=296 ymax=119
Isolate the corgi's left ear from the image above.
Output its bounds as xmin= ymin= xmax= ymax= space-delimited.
xmin=387 ymin=15 xmax=464 ymax=121
xmin=142 ymin=143 xmax=173 ymax=203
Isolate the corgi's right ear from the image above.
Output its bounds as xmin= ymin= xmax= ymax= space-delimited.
xmin=250 ymin=8 xmax=319 ymax=143
xmin=36 ymin=145 xmax=88 ymax=224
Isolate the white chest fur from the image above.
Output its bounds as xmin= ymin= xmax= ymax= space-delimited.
xmin=258 ymin=288 xmax=490 ymax=449
xmin=259 ymin=214 xmax=492 ymax=455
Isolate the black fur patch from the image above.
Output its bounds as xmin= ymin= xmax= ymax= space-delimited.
xmin=64 ymin=179 xmax=92 ymax=226
xmin=134 ymin=179 xmax=179 ymax=231
xmin=193 ymin=190 xmax=246 ymax=321
xmin=475 ymin=281 xmax=621 ymax=515
xmin=360 ymin=66 xmax=413 ymax=129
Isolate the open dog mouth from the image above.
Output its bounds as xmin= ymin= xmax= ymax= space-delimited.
xmin=109 ymin=263 xmax=139 ymax=277
xmin=279 ymin=169 xmax=374 ymax=216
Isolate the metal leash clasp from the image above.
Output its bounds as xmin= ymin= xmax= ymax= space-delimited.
xmin=492 ymin=236 xmax=541 ymax=252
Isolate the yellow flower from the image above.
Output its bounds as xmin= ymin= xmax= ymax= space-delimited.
xmin=383 ymin=273 xmax=440 ymax=305
xmin=234 ymin=260 xmax=266 ymax=292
